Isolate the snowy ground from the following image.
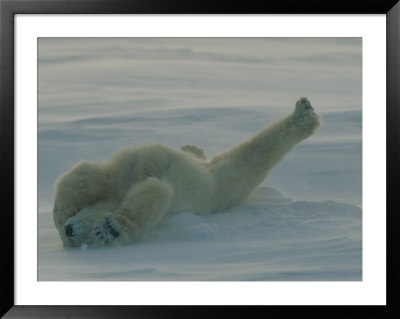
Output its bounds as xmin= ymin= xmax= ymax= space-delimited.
xmin=38 ymin=38 xmax=362 ymax=281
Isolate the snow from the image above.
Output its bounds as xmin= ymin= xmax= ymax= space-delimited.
xmin=38 ymin=38 xmax=362 ymax=281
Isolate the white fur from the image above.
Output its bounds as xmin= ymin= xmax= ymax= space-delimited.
xmin=54 ymin=97 xmax=320 ymax=247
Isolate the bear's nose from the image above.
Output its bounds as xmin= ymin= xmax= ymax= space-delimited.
xmin=65 ymin=224 xmax=74 ymax=237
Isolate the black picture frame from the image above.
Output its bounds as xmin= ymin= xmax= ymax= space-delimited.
xmin=1 ymin=0 xmax=399 ymax=318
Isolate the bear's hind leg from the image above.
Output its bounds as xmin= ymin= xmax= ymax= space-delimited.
xmin=207 ymin=97 xmax=320 ymax=210
xmin=88 ymin=177 xmax=174 ymax=246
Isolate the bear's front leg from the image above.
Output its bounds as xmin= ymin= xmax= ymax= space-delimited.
xmin=88 ymin=177 xmax=174 ymax=247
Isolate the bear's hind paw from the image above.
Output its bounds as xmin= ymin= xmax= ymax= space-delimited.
xmin=292 ymin=97 xmax=320 ymax=128
xmin=295 ymin=97 xmax=313 ymax=113
xmin=181 ymin=144 xmax=207 ymax=160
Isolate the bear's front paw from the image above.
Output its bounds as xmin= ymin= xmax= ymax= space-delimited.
xmin=89 ymin=216 xmax=129 ymax=247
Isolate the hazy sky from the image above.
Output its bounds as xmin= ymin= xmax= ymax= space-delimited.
xmin=38 ymin=37 xmax=362 ymax=123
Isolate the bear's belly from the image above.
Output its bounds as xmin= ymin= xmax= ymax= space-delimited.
xmin=161 ymin=159 xmax=216 ymax=215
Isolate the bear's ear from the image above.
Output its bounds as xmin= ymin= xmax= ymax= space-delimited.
xmin=53 ymin=204 xmax=74 ymax=231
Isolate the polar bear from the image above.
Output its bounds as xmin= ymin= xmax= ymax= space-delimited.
xmin=53 ymin=97 xmax=320 ymax=248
